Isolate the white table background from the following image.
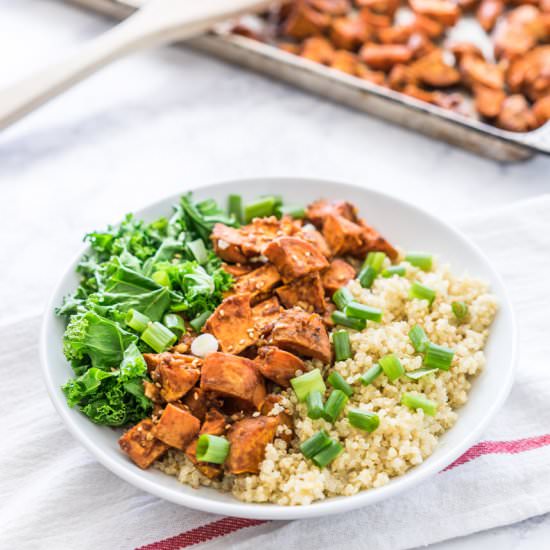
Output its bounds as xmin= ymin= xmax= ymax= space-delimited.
xmin=1 ymin=1 xmax=549 ymax=548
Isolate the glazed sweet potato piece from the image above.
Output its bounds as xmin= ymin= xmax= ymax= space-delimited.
xmin=494 ymin=6 xmax=544 ymax=60
xmin=407 ymin=32 xmax=436 ymax=59
xmin=359 ymin=8 xmax=393 ymax=28
xmin=211 ymin=223 xmax=247 ymax=264
xmin=306 ymin=199 xmax=358 ymax=228
xmin=358 ymin=219 xmax=399 ymax=260
xmin=275 ymin=273 xmax=326 ymax=312
xmin=119 ymin=419 xmax=169 ymax=469
xmin=321 ymin=258 xmax=357 ymax=296
xmin=357 ymin=0 xmax=399 ymax=16
xmin=409 ymin=0 xmax=461 ymax=27
xmin=181 ymin=387 xmax=208 ymax=421
xmin=359 ymin=44 xmax=413 ymax=70
xmin=256 ymin=346 xmax=306 ymax=387
xmin=301 ymin=36 xmax=336 ymax=64
xmin=153 ymin=404 xmax=201 ymax=450
xmin=356 ymin=64 xmax=387 ymax=85
xmin=410 ymin=14 xmax=446 ymax=38
xmin=476 ymin=0 xmax=504 ymax=31
xmin=239 ymin=215 xmax=301 ymax=258
xmin=449 ymin=42 xmax=484 ymax=64
xmin=473 ymin=84 xmax=506 ymax=118
xmin=300 ymin=227 xmax=333 ymax=257
xmin=460 ymin=54 xmax=504 ymax=89
xmin=322 ymin=214 xmax=364 ymax=256
xmin=228 ymin=263 xmax=281 ymax=304
xmin=260 ymin=395 xmax=294 ymax=443
xmin=509 ymin=46 xmax=550 ymax=101
xmin=263 ymin=236 xmax=329 ymax=283
xmin=221 ymin=263 xmax=255 ymax=278
xmin=201 ymin=352 xmax=266 ymax=409
xmin=411 ymin=50 xmax=461 ymax=87
xmin=205 ymin=293 xmax=256 ymax=354
xmin=226 ymin=416 xmax=279 ymax=474
xmin=330 ymin=50 xmax=360 ymax=74
xmin=252 ymin=296 xmax=284 ymax=335
xmin=330 ymin=17 xmax=371 ymax=50
xmin=283 ymin=3 xmax=331 ymax=39
xmin=496 ymin=94 xmax=536 ymax=132
xmin=143 ymin=380 xmax=162 ymax=403
xmin=378 ymin=25 xmax=414 ymax=45
xmin=269 ymin=308 xmax=331 ymax=363
xmin=144 ymin=353 xmax=201 ymax=402
xmin=185 ymin=408 xmax=227 ymax=479
xmin=308 ymin=0 xmax=351 ymax=15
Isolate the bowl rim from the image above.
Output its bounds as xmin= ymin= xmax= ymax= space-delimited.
xmin=40 ymin=177 xmax=518 ymax=520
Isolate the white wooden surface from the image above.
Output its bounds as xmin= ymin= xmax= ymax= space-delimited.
xmin=0 ymin=0 xmax=549 ymax=547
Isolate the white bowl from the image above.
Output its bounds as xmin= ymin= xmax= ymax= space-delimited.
xmin=40 ymin=178 xmax=517 ymax=520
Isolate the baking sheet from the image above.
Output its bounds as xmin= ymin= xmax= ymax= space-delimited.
xmin=68 ymin=0 xmax=550 ymax=161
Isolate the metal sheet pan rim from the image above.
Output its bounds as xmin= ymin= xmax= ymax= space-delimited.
xmin=67 ymin=0 xmax=550 ymax=160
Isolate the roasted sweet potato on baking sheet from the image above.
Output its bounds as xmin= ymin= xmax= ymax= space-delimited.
xmin=256 ymin=346 xmax=306 ymax=387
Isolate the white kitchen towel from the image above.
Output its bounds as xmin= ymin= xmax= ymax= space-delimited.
xmin=1 ymin=195 xmax=550 ymax=550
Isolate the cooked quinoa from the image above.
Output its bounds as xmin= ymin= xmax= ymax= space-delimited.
xmin=157 ymin=257 xmax=497 ymax=505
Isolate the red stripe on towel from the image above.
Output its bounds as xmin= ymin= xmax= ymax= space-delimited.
xmin=140 ymin=432 xmax=550 ymax=550
xmin=443 ymin=433 xmax=550 ymax=471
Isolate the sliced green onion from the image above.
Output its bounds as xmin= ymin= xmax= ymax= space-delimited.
xmin=163 ymin=313 xmax=185 ymax=337
xmin=291 ymin=368 xmax=326 ymax=402
xmin=227 ymin=194 xmax=243 ymax=224
xmin=189 ymin=310 xmax=211 ymax=332
xmin=187 ymin=239 xmax=208 ymax=264
xmin=277 ymin=205 xmax=306 ymax=219
xmin=332 ymin=331 xmax=352 ymax=362
xmin=401 ymin=392 xmax=438 ymax=416
xmin=409 ymin=324 xmax=429 ymax=353
xmin=152 ymin=270 xmax=170 ymax=287
xmin=141 ymin=322 xmax=177 ymax=353
xmin=379 ymin=354 xmax=405 ymax=382
xmin=405 ymin=252 xmax=433 ymax=271
xmin=358 ymin=265 xmax=377 ymax=289
xmin=382 ymin=265 xmax=406 ymax=278
xmin=409 ymin=282 xmax=436 ymax=305
xmin=452 ymin=300 xmax=469 ymax=321
xmin=195 ymin=434 xmax=230 ymax=464
xmin=333 ymin=287 xmax=354 ymax=311
xmin=331 ymin=311 xmax=366 ymax=331
xmin=244 ymin=196 xmax=276 ymax=222
xmin=423 ymin=342 xmax=455 ymax=371
xmin=126 ymin=309 xmax=151 ymax=333
xmin=348 ymin=409 xmax=380 ymax=432
xmin=311 ymin=440 xmax=343 ymax=468
xmin=327 ymin=370 xmax=353 ymax=397
xmin=364 ymin=251 xmax=387 ymax=273
xmin=406 ymin=367 xmax=439 ymax=380
xmin=306 ymin=390 xmax=324 ymax=420
xmin=300 ymin=430 xmax=332 ymax=458
xmin=359 ymin=363 xmax=382 ymax=385
xmin=345 ymin=302 xmax=383 ymax=323
xmin=323 ymin=389 xmax=348 ymax=422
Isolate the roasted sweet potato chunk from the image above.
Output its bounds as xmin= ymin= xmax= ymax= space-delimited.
xmin=144 ymin=353 xmax=201 ymax=402
xmin=275 ymin=273 xmax=326 ymax=312
xmin=460 ymin=54 xmax=504 ymax=89
xmin=205 ymin=293 xmax=256 ymax=354
xmin=252 ymin=296 xmax=284 ymax=335
xmin=240 ymin=216 xmax=300 ymax=257
xmin=119 ymin=419 xmax=169 ymax=469
xmin=185 ymin=408 xmax=227 ymax=479
xmin=153 ymin=404 xmax=200 ymax=450
xmin=330 ymin=17 xmax=371 ymax=50
xmin=322 ymin=214 xmax=364 ymax=256
xmin=269 ymin=308 xmax=331 ymax=363
xmin=221 ymin=263 xmax=255 ymax=278
xmin=306 ymin=199 xmax=358 ymax=228
xmin=357 ymin=0 xmax=399 ymax=15
xmin=211 ymin=223 xmax=247 ymax=264
xmin=359 ymin=44 xmax=413 ymax=70
xmin=409 ymin=0 xmax=461 ymax=26
xmin=494 ymin=6 xmax=544 ymax=60
xmin=259 ymin=394 xmax=294 ymax=443
xmin=226 ymin=416 xmax=279 ymax=474
xmin=301 ymin=36 xmax=335 ymax=64
xmin=309 ymin=0 xmax=351 ymax=15
xmin=263 ymin=236 xmax=329 ymax=283
xmin=321 ymin=259 xmax=356 ymax=295
xmin=508 ymin=46 xmax=550 ymax=101
xmin=201 ymin=352 xmax=266 ymax=409
xmin=411 ymin=50 xmax=461 ymax=87
xmin=496 ymin=94 xmax=536 ymax=131
xmin=358 ymin=219 xmax=399 ymax=260
xmin=300 ymin=227 xmax=333 ymax=257
xmin=256 ymin=346 xmax=306 ymax=387
xmin=330 ymin=50 xmax=360 ymax=74
xmin=228 ymin=263 xmax=281 ymax=304
xmin=181 ymin=387 xmax=208 ymax=421
xmin=283 ymin=3 xmax=331 ymax=39
xmin=473 ymin=84 xmax=506 ymax=118
xmin=476 ymin=0 xmax=504 ymax=31
xmin=533 ymin=95 xmax=550 ymax=126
